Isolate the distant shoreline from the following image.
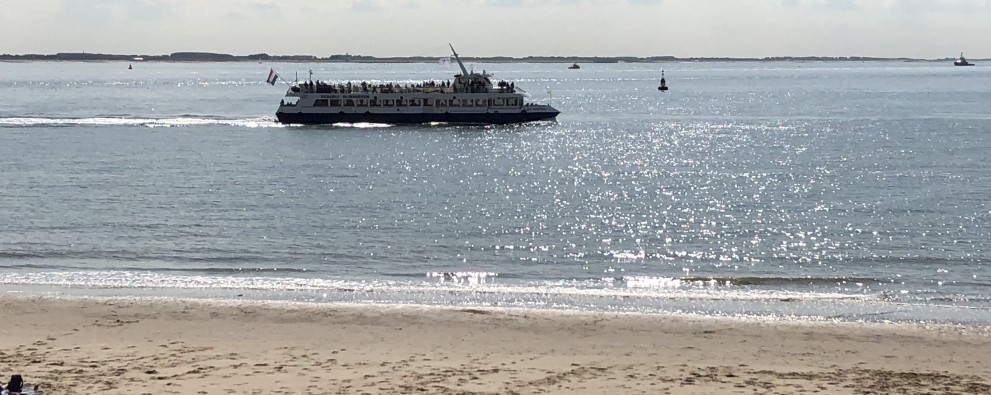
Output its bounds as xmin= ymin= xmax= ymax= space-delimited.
xmin=0 ymin=52 xmax=970 ymax=63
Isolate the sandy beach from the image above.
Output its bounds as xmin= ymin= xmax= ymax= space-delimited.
xmin=0 ymin=297 xmax=988 ymax=394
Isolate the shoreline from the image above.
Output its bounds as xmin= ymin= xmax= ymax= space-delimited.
xmin=2 ymin=296 xmax=989 ymax=394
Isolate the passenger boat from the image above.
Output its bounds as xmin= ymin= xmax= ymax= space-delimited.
xmin=569 ymin=63 xmax=580 ymax=69
xmin=275 ymin=45 xmax=560 ymax=125
xmin=954 ymin=52 xmax=975 ymax=66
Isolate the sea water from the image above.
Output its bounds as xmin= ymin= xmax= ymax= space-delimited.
xmin=1 ymin=60 xmax=989 ymax=325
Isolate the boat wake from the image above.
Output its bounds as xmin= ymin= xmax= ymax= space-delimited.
xmin=0 ymin=116 xmax=283 ymax=128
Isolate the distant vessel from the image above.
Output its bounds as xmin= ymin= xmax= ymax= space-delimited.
xmin=954 ymin=52 xmax=975 ymax=66
xmin=568 ymin=63 xmax=580 ymax=69
xmin=128 ymin=64 xmax=132 ymax=70
xmin=657 ymin=70 xmax=668 ymax=91
xmin=275 ymin=44 xmax=560 ymax=125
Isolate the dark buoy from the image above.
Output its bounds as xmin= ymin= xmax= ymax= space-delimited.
xmin=128 ymin=64 xmax=133 ymax=70
xmin=658 ymin=70 xmax=668 ymax=91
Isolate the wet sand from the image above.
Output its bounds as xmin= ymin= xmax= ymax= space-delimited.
xmin=0 ymin=296 xmax=989 ymax=394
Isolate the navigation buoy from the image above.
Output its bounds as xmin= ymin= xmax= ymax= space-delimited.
xmin=658 ymin=70 xmax=668 ymax=91
xmin=128 ymin=64 xmax=133 ymax=70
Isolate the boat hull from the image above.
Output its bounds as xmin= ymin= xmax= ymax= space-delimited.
xmin=954 ymin=62 xmax=975 ymax=66
xmin=276 ymin=110 xmax=559 ymax=125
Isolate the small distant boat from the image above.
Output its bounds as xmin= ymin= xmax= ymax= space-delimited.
xmin=658 ymin=70 xmax=668 ymax=91
xmin=568 ymin=63 xmax=580 ymax=69
xmin=128 ymin=64 xmax=132 ymax=70
xmin=954 ymin=52 xmax=975 ymax=66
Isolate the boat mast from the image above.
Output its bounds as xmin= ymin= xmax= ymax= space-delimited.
xmin=449 ymin=43 xmax=469 ymax=76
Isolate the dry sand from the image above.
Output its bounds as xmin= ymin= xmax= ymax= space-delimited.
xmin=0 ymin=296 xmax=988 ymax=394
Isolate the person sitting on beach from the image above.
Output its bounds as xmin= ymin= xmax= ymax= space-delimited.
xmin=6 ymin=374 xmax=23 ymax=393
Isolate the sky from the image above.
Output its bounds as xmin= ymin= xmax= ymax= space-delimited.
xmin=1 ymin=0 xmax=989 ymax=58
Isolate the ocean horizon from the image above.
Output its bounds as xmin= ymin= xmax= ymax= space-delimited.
xmin=1 ymin=53 xmax=984 ymax=63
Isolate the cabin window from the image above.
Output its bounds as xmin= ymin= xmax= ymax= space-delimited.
xmin=494 ymin=99 xmax=505 ymax=106
xmin=313 ymin=99 xmax=329 ymax=107
xmin=384 ymin=99 xmax=394 ymax=106
xmin=356 ymin=99 xmax=368 ymax=106
xmin=344 ymin=99 xmax=355 ymax=106
xmin=448 ymin=100 xmax=459 ymax=107
xmin=409 ymin=99 xmax=421 ymax=106
xmin=424 ymin=99 xmax=433 ymax=106
xmin=370 ymin=98 xmax=379 ymax=106
xmin=329 ymin=99 xmax=341 ymax=106
xmin=396 ymin=100 xmax=406 ymax=107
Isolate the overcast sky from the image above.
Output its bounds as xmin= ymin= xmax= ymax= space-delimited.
xmin=2 ymin=0 xmax=989 ymax=58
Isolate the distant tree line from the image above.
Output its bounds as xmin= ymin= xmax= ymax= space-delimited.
xmin=0 ymin=52 xmax=938 ymax=63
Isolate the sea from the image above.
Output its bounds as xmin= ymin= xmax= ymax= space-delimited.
xmin=1 ymin=60 xmax=989 ymax=326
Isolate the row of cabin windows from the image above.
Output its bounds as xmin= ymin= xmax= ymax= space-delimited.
xmin=311 ymin=98 xmax=522 ymax=107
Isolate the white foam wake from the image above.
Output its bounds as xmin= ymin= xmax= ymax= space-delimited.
xmin=0 ymin=116 xmax=283 ymax=128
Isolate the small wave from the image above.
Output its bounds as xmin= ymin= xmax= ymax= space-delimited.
xmin=427 ymin=271 xmax=498 ymax=285
xmin=0 ymin=116 xmax=282 ymax=128
xmin=905 ymin=295 xmax=991 ymax=305
xmin=289 ymin=122 xmax=394 ymax=128
xmin=691 ymin=276 xmax=880 ymax=287
xmin=617 ymin=275 xmax=881 ymax=289
xmin=608 ymin=250 xmax=646 ymax=261
xmin=129 ymin=266 xmax=311 ymax=274
xmin=0 ymin=252 xmax=48 ymax=260
xmin=0 ymin=250 xmax=272 ymax=265
xmin=0 ymin=271 xmax=878 ymax=303
xmin=332 ymin=122 xmax=394 ymax=128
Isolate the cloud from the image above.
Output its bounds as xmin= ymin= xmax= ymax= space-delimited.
xmin=53 ymin=0 xmax=180 ymax=26
xmin=776 ymin=0 xmax=861 ymax=10
xmin=224 ymin=11 xmax=247 ymax=22
xmin=352 ymin=0 xmax=382 ymax=12
xmin=817 ymin=0 xmax=859 ymax=10
xmin=779 ymin=0 xmax=991 ymax=11
xmin=485 ymin=0 xmax=525 ymax=5
xmin=251 ymin=2 xmax=284 ymax=18
xmin=893 ymin=0 xmax=991 ymax=12
xmin=122 ymin=0 xmax=179 ymax=22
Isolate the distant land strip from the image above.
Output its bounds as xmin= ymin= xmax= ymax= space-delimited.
xmin=0 ymin=52 xmax=970 ymax=63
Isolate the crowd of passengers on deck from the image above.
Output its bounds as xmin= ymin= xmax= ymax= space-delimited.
xmin=296 ymin=79 xmax=516 ymax=94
